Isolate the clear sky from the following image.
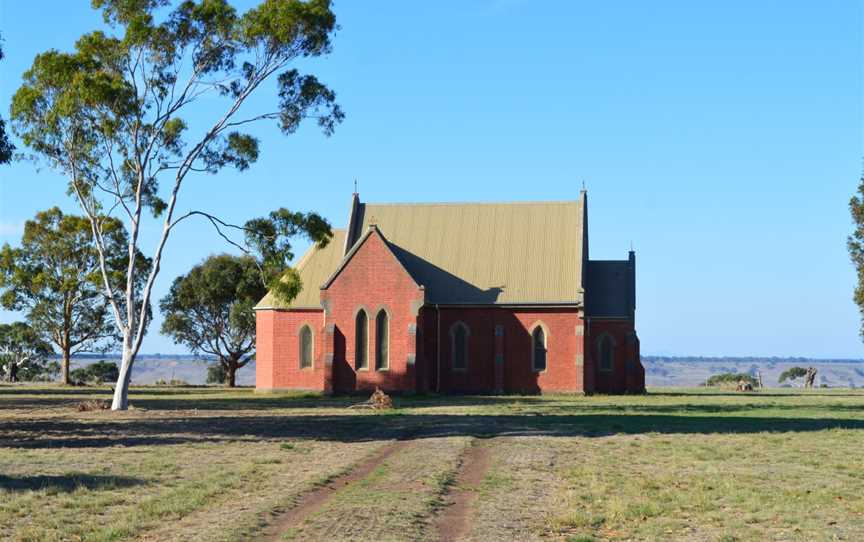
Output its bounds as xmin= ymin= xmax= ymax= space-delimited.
xmin=1 ymin=1 xmax=862 ymax=358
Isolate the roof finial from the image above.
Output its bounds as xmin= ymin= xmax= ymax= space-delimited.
xmin=353 ymin=178 xmax=358 ymax=195
xmin=630 ymin=240 xmax=635 ymax=252
xmin=581 ymin=179 xmax=587 ymax=192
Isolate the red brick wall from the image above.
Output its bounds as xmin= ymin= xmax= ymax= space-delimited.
xmin=255 ymin=308 xmax=326 ymax=390
xmin=422 ymin=307 xmax=586 ymax=394
xmin=320 ymin=231 xmax=425 ymax=393
xmin=586 ymin=319 xmax=645 ymax=393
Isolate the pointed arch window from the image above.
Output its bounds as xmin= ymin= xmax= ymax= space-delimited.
xmin=355 ymin=309 xmax=369 ymax=370
xmin=375 ymin=310 xmax=389 ymax=370
xmin=532 ymin=325 xmax=547 ymax=372
xmin=598 ymin=334 xmax=614 ymax=372
xmin=299 ymin=325 xmax=313 ymax=369
xmin=451 ymin=322 xmax=469 ymax=371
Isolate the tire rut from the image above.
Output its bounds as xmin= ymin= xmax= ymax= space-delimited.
xmin=433 ymin=439 xmax=492 ymax=542
xmin=253 ymin=439 xmax=412 ymax=541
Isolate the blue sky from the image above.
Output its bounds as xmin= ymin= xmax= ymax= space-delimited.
xmin=0 ymin=1 xmax=862 ymax=358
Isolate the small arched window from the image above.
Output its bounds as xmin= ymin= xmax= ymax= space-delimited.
xmin=299 ymin=325 xmax=313 ymax=369
xmin=355 ymin=310 xmax=368 ymax=370
xmin=532 ymin=326 xmax=547 ymax=372
xmin=375 ymin=310 xmax=389 ymax=370
xmin=451 ymin=322 xmax=469 ymax=371
xmin=598 ymin=335 xmax=614 ymax=372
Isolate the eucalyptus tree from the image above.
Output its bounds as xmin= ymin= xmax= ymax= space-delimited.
xmin=0 ymin=322 xmax=54 ymax=382
xmin=850 ymin=171 xmax=864 ymax=341
xmin=161 ymin=254 xmax=265 ymax=387
xmin=11 ymin=0 xmax=342 ymax=409
xmin=0 ymin=208 xmax=148 ymax=384
xmin=0 ymin=33 xmax=14 ymax=164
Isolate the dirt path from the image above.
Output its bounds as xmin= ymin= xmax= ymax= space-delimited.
xmin=253 ymin=439 xmax=412 ymax=542
xmin=434 ymin=440 xmax=492 ymax=542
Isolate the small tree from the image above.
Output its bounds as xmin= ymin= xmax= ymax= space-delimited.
xmin=11 ymin=0 xmax=342 ymax=409
xmin=0 ymin=208 xmax=149 ymax=384
xmin=778 ymin=366 xmax=808 ymax=386
xmin=0 ymin=322 xmax=54 ymax=382
xmin=160 ymin=254 xmax=267 ymax=387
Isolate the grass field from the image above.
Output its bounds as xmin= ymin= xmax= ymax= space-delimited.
xmin=1 ymin=385 xmax=863 ymax=541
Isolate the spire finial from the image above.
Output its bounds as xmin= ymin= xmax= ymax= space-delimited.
xmin=581 ymin=179 xmax=586 ymax=192
xmin=354 ymin=178 xmax=358 ymax=195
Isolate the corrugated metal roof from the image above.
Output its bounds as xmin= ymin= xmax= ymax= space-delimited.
xmin=352 ymin=199 xmax=585 ymax=305
xmin=255 ymin=229 xmax=346 ymax=310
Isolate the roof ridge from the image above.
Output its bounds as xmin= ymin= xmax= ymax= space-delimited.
xmin=363 ymin=200 xmax=580 ymax=207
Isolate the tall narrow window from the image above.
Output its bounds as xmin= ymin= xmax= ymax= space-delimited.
xmin=299 ymin=325 xmax=313 ymax=369
xmin=599 ymin=335 xmax=614 ymax=372
xmin=532 ymin=326 xmax=547 ymax=372
xmin=375 ymin=310 xmax=389 ymax=370
xmin=355 ymin=310 xmax=368 ymax=369
xmin=451 ymin=323 xmax=469 ymax=370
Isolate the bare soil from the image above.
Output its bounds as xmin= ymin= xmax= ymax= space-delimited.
xmin=434 ymin=440 xmax=492 ymax=542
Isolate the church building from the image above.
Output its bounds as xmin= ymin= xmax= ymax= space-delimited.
xmin=255 ymin=190 xmax=645 ymax=394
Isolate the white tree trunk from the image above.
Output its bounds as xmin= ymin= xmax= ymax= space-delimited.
xmin=111 ymin=344 xmax=135 ymax=410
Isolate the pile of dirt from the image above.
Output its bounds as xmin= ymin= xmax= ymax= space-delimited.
xmin=76 ymin=399 xmax=110 ymax=412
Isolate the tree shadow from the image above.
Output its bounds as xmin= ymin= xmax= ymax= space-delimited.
xmin=2 ymin=412 xmax=863 ymax=450
xmin=0 ymin=473 xmax=146 ymax=492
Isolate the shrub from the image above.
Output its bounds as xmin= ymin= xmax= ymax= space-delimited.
xmin=207 ymin=363 xmax=227 ymax=385
xmin=70 ymin=361 xmax=119 ymax=385
xmin=704 ymin=373 xmax=758 ymax=388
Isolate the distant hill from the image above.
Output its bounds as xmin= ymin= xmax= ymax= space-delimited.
xmin=642 ymin=356 xmax=864 ymax=388
xmin=62 ymin=354 xmax=864 ymax=388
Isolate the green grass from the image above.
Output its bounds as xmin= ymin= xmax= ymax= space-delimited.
xmin=1 ymin=384 xmax=863 ymax=540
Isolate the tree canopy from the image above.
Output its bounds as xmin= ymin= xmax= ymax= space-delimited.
xmin=10 ymin=0 xmax=342 ymax=409
xmin=0 ymin=208 xmax=149 ymax=384
xmin=0 ymin=33 xmax=15 ymax=164
xmin=160 ymin=253 xmax=265 ymax=386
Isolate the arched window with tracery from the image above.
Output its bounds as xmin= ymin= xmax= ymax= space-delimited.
xmin=299 ymin=325 xmax=313 ymax=369
xmin=451 ymin=322 xmax=469 ymax=371
xmin=355 ymin=309 xmax=368 ymax=369
xmin=532 ymin=325 xmax=547 ymax=372
xmin=375 ymin=310 xmax=389 ymax=370
xmin=598 ymin=334 xmax=614 ymax=372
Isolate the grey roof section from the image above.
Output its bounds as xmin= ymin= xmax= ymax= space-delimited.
xmin=586 ymin=257 xmax=635 ymax=319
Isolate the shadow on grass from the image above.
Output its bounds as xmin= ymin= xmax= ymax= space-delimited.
xmin=0 ymin=473 xmax=146 ymax=492
xmin=2 ymin=412 xmax=863 ymax=449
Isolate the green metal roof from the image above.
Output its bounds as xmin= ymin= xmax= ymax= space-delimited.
xmin=256 ymin=194 xmax=587 ymax=310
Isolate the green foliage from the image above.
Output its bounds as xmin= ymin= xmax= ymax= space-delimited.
xmin=11 ymin=0 xmax=343 ymax=219
xmin=11 ymin=0 xmax=342 ymax=405
xmin=0 ymin=208 xmax=150 ymax=382
xmin=70 ymin=360 xmax=120 ymax=385
xmin=243 ymin=208 xmax=332 ymax=303
xmin=160 ymin=254 xmax=266 ymax=386
xmin=0 ymin=322 xmax=55 ymax=382
xmin=704 ymin=373 xmax=758 ymax=388
xmin=778 ymin=366 xmax=809 ymax=383
xmin=0 ymin=33 xmax=14 ymax=164
xmin=849 ymin=170 xmax=864 ymax=341
xmin=207 ymin=362 xmax=227 ymax=384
